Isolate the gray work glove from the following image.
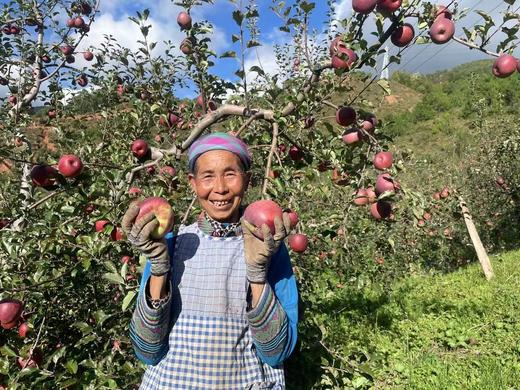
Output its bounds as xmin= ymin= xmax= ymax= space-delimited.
xmin=121 ymin=204 xmax=170 ymax=276
xmin=241 ymin=213 xmax=292 ymax=283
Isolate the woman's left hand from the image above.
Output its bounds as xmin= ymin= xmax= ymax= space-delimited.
xmin=241 ymin=212 xmax=292 ymax=283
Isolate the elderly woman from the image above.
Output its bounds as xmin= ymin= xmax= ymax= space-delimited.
xmin=122 ymin=132 xmax=299 ymax=390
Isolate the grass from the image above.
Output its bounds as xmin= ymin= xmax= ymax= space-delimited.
xmin=294 ymin=249 xmax=520 ymax=389
xmin=372 ymin=249 xmax=520 ymax=389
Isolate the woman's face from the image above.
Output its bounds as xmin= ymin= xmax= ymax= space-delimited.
xmin=188 ymin=150 xmax=250 ymax=223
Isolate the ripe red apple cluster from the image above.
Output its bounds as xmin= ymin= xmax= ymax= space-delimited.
xmin=2 ymin=24 xmax=21 ymax=35
xmin=95 ymin=220 xmax=124 ymax=241
xmin=330 ymin=37 xmax=357 ymax=70
xmin=432 ymin=186 xmax=450 ymax=200
xmin=335 ymin=106 xmax=377 ymax=146
xmin=354 ymin=172 xmax=399 ymax=221
xmin=243 ymin=200 xmax=308 ymax=253
xmin=429 ymin=5 xmax=455 ymax=44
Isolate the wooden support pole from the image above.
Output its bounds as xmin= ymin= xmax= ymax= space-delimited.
xmin=459 ymin=197 xmax=494 ymax=280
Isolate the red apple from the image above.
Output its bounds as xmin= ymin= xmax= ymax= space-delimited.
xmin=117 ymin=84 xmax=125 ymax=96
xmin=177 ymin=11 xmax=192 ymax=30
xmin=377 ymin=0 xmax=402 ymax=13
xmin=30 ymin=165 xmax=59 ymax=187
xmin=353 ymin=188 xmax=369 ymax=205
xmin=492 ymin=54 xmax=517 ymax=78
xmin=0 ymin=218 xmax=9 ymax=229
xmin=131 ymin=139 xmax=149 ymax=159
xmin=8 ymin=95 xmax=17 ymax=105
xmin=391 ymin=23 xmax=415 ymax=47
xmin=361 ymin=115 xmax=377 ymax=131
xmin=121 ymin=255 xmax=132 ymax=264
xmin=331 ymin=47 xmax=357 ymax=70
xmin=417 ymin=219 xmax=425 ymax=227
xmin=440 ymin=187 xmax=450 ymax=198
xmin=57 ymin=154 xmax=83 ymax=178
xmin=366 ymin=187 xmax=377 ymax=203
xmin=304 ymin=116 xmax=315 ymax=129
xmin=83 ymin=51 xmax=94 ymax=61
xmin=112 ymin=227 xmax=124 ymax=241
xmin=352 ymin=0 xmax=377 ymax=14
xmin=196 ymin=94 xmax=205 ymax=108
xmin=10 ymin=25 xmax=20 ymax=34
xmin=66 ymin=55 xmax=75 ymax=64
xmin=278 ymin=143 xmax=287 ymax=153
xmin=77 ymin=74 xmax=88 ymax=87
xmin=429 ymin=18 xmax=455 ymax=44
xmin=160 ymin=166 xmax=176 ymax=177
xmin=336 ymin=106 xmax=357 ymax=126
xmin=128 ymin=187 xmax=142 ymax=197
xmin=61 ymin=45 xmax=73 ymax=56
xmin=18 ymin=322 xmax=29 ymax=338
xmin=375 ymin=173 xmax=397 ymax=195
xmin=136 ymin=197 xmax=175 ymax=239
xmin=342 ymin=129 xmax=361 ymax=145
xmin=289 ymin=145 xmax=304 ymax=161
xmin=154 ymin=134 xmax=163 ymax=143
xmin=373 ymin=151 xmax=393 ymax=170
xmin=66 ymin=18 xmax=75 ymax=28
xmin=268 ymin=170 xmax=280 ymax=179
xmin=41 ymin=55 xmax=51 ymax=63
xmin=17 ymin=348 xmax=43 ymax=369
xmin=180 ymin=38 xmax=194 ymax=55
xmin=284 ymin=209 xmax=299 ymax=228
xmin=95 ymin=220 xmax=110 ymax=232
xmin=423 ymin=212 xmax=432 ymax=221
xmin=243 ymin=200 xmax=284 ymax=240
xmin=288 ymin=234 xmax=308 ymax=253
xmin=370 ymin=201 xmax=392 ymax=220
xmin=0 ymin=299 xmax=23 ymax=329
xmin=496 ymin=176 xmax=505 ymax=186
xmin=74 ymin=17 xmax=85 ymax=28
xmin=146 ymin=166 xmax=156 ymax=175
xmin=433 ymin=192 xmax=441 ymax=200
xmin=80 ymin=2 xmax=92 ymax=15
xmin=47 ymin=109 xmax=57 ymax=119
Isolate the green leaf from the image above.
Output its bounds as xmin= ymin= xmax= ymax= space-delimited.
xmin=122 ymin=290 xmax=137 ymax=312
xmin=0 ymin=345 xmax=17 ymax=357
xmin=72 ymin=321 xmax=92 ymax=335
xmin=60 ymin=205 xmax=75 ymax=214
xmin=92 ymin=310 xmax=112 ymax=326
xmin=65 ymin=359 xmax=78 ymax=374
xmin=300 ymin=1 xmax=315 ymax=13
xmin=103 ymin=272 xmax=125 ymax=285
xmin=231 ymin=34 xmax=240 ymax=43
xmin=377 ymin=79 xmax=391 ymax=95
xmin=220 ymin=50 xmax=237 ymax=58
xmin=232 ymin=10 xmax=244 ymax=26
xmin=103 ymin=261 xmax=118 ymax=274
xmin=246 ymin=40 xmax=261 ymax=48
xmin=249 ymin=65 xmax=265 ymax=76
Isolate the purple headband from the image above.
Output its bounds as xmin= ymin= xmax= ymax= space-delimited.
xmin=187 ymin=132 xmax=252 ymax=172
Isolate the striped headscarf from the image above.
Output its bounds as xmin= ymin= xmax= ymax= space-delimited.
xmin=187 ymin=132 xmax=252 ymax=172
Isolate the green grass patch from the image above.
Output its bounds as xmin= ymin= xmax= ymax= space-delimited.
xmin=291 ymin=249 xmax=520 ymax=389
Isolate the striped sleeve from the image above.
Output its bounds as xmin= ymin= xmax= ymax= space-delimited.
xmin=247 ymin=243 xmax=299 ymax=367
xmin=247 ymin=283 xmax=289 ymax=360
xmin=129 ymin=260 xmax=172 ymax=365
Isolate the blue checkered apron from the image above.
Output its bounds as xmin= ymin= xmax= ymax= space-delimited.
xmin=139 ymin=223 xmax=285 ymax=389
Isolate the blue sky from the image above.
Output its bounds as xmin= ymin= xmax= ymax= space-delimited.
xmin=0 ymin=0 xmax=514 ymax=100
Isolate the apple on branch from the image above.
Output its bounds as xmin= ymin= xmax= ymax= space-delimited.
xmin=377 ymin=0 xmax=402 ymax=14
xmin=492 ymin=54 xmax=517 ymax=78
xmin=131 ymin=139 xmax=149 ymax=159
xmin=391 ymin=23 xmax=415 ymax=47
xmin=429 ymin=18 xmax=455 ymax=44
xmin=373 ymin=151 xmax=393 ymax=170
xmin=288 ymin=234 xmax=308 ymax=253
xmin=0 ymin=298 xmax=24 ymax=330
xmin=352 ymin=0 xmax=377 ymax=14
xmin=177 ymin=11 xmax=192 ymax=30
xmin=336 ymin=106 xmax=357 ymax=126
xmin=57 ymin=154 xmax=83 ymax=178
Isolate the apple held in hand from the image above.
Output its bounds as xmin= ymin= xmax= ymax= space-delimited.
xmin=288 ymin=234 xmax=308 ymax=253
xmin=136 ymin=197 xmax=175 ymax=239
xmin=0 ymin=298 xmax=23 ymax=329
xmin=57 ymin=154 xmax=83 ymax=178
xmin=243 ymin=200 xmax=283 ymax=240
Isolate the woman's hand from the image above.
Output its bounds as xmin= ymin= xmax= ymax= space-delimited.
xmin=241 ymin=213 xmax=292 ymax=283
xmin=121 ymin=204 xmax=170 ymax=276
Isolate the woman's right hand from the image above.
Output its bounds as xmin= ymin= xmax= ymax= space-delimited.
xmin=121 ymin=204 xmax=170 ymax=276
